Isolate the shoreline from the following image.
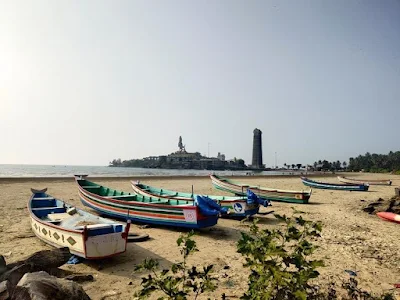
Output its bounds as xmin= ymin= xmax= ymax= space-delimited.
xmin=0 ymin=172 xmax=339 ymax=183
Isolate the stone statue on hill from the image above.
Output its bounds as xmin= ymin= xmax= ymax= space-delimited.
xmin=178 ymin=136 xmax=186 ymax=152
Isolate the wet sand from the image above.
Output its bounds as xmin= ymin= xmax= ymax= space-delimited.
xmin=1 ymin=173 xmax=399 ymax=299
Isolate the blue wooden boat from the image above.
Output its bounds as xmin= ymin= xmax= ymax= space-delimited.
xmin=301 ymin=177 xmax=369 ymax=191
xmin=29 ymin=188 xmax=131 ymax=259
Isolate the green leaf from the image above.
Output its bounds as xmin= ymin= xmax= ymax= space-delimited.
xmin=313 ymin=221 xmax=323 ymax=232
xmin=177 ymin=236 xmax=184 ymax=246
xmin=296 ymin=215 xmax=306 ymax=226
xmin=203 ymin=264 xmax=214 ymax=274
xmin=294 ymin=290 xmax=307 ymax=300
xmin=310 ymin=260 xmax=325 ymax=268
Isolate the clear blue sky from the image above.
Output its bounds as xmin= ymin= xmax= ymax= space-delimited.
xmin=1 ymin=1 xmax=399 ymax=167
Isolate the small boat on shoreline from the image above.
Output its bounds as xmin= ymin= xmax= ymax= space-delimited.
xmin=377 ymin=212 xmax=400 ymax=224
xmin=75 ymin=176 xmax=225 ymax=229
xmin=337 ymin=176 xmax=392 ymax=186
xmin=301 ymin=177 xmax=369 ymax=191
xmin=29 ymin=188 xmax=130 ymax=259
xmin=210 ymin=174 xmax=312 ymax=204
xmin=131 ymin=181 xmax=270 ymax=217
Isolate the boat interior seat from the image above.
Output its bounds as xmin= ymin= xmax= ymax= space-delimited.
xmin=32 ymin=206 xmax=64 ymax=210
xmin=81 ymin=185 xmax=101 ymax=189
xmin=32 ymin=197 xmax=55 ymax=201
xmin=33 ymin=207 xmax=66 ymax=217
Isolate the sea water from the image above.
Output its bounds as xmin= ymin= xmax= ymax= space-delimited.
xmin=0 ymin=164 xmax=297 ymax=178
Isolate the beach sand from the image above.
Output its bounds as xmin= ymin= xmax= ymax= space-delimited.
xmin=1 ymin=173 xmax=400 ymax=299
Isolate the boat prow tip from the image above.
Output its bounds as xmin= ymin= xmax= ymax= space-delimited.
xmin=31 ymin=188 xmax=48 ymax=194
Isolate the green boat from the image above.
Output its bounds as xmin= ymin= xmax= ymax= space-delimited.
xmin=210 ymin=174 xmax=312 ymax=204
xmin=131 ymin=181 xmax=270 ymax=217
xmin=75 ymin=176 xmax=226 ymax=229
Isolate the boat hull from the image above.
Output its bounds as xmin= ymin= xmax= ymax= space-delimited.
xmin=30 ymin=217 xmax=127 ymax=259
xmin=337 ymin=176 xmax=392 ymax=186
xmin=29 ymin=190 xmax=129 ymax=259
xmin=210 ymin=175 xmax=311 ymax=204
xmin=76 ymin=178 xmax=219 ymax=229
xmin=301 ymin=177 xmax=369 ymax=191
xmin=130 ymin=182 xmax=260 ymax=217
xmin=377 ymin=212 xmax=400 ymax=224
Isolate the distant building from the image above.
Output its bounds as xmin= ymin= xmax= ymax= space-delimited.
xmin=314 ymin=164 xmax=323 ymax=171
xmin=109 ymin=135 xmax=247 ymax=170
xmin=250 ymin=128 xmax=265 ymax=169
xmin=143 ymin=156 xmax=159 ymax=161
xmin=217 ymin=152 xmax=225 ymax=161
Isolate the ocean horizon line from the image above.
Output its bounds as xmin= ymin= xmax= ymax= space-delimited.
xmin=0 ymin=164 xmax=310 ymax=178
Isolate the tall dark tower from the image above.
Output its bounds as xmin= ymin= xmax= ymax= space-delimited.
xmin=251 ymin=128 xmax=264 ymax=169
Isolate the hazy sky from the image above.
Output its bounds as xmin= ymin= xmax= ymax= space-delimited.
xmin=1 ymin=1 xmax=400 ymax=167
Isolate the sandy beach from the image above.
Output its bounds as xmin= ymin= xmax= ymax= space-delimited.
xmin=1 ymin=173 xmax=400 ymax=299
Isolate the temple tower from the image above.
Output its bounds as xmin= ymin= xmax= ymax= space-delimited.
xmin=251 ymin=128 xmax=264 ymax=169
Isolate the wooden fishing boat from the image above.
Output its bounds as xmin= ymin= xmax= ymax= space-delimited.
xmin=301 ymin=177 xmax=369 ymax=191
xmin=131 ymin=181 xmax=271 ymax=217
xmin=75 ymin=176 xmax=224 ymax=229
xmin=337 ymin=176 xmax=392 ymax=186
xmin=29 ymin=188 xmax=130 ymax=259
xmin=377 ymin=212 xmax=400 ymax=224
xmin=210 ymin=174 xmax=312 ymax=204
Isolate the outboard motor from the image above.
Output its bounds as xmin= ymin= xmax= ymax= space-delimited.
xmin=246 ymin=189 xmax=271 ymax=207
xmin=195 ymin=195 xmax=229 ymax=216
